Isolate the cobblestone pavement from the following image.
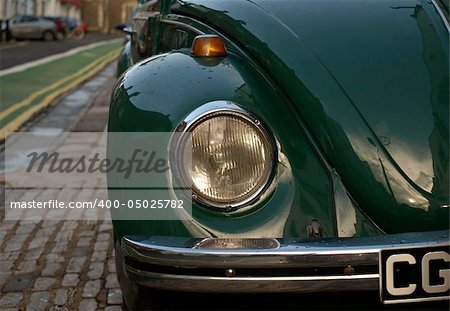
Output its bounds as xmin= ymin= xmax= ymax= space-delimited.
xmin=0 ymin=62 xmax=124 ymax=310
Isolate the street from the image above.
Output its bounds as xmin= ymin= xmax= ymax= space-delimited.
xmin=0 ymin=38 xmax=449 ymax=311
xmin=0 ymin=33 xmax=120 ymax=70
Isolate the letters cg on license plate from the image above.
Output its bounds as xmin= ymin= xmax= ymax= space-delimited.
xmin=380 ymin=244 xmax=449 ymax=304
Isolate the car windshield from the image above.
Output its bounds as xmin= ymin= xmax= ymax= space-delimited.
xmin=20 ymin=15 xmax=38 ymax=22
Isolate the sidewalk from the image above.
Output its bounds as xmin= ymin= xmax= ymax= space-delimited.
xmin=0 ymin=62 xmax=123 ymax=310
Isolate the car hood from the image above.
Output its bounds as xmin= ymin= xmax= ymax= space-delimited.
xmin=174 ymin=0 xmax=449 ymax=231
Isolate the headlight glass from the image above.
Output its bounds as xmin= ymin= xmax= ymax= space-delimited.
xmin=179 ymin=108 xmax=275 ymax=210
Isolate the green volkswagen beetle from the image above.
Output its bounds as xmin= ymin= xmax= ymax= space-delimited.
xmin=108 ymin=0 xmax=449 ymax=308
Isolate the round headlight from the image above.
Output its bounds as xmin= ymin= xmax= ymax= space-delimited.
xmin=175 ymin=102 xmax=275 ymax=210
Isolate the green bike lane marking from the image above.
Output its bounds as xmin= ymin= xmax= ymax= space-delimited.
xmin=0 ymin=40 xmax=121 ymax=129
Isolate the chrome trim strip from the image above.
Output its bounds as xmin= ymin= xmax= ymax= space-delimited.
xmin=431 ymin=0 xmax=450 ymax=33
xmin=176 ymin=101 xmax=244 ymax=128
xmin=160 ymin=18 xmax=205 ymax=35
xmin=123 ymin=232 xmax=448 ymax=267
xmin=171 ymin=101 xmax=278 ymax=211
xmin=121 ymin=231 xmax=448 ymax=294
xmin=123 ymin=238 xmax=379 ymax=268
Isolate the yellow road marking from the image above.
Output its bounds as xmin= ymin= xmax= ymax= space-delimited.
xmin=0 ymin=41 xmax=28 ymax=50
xmin=0 ymin=49 xmax=120 ymax=140
xmin=0 ymin=48 xmax=119 ymax=121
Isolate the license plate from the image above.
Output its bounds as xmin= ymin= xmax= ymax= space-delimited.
xmin=380 ymin=244 xmax=450 ymax=304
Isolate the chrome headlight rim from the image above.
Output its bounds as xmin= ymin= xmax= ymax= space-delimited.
xmin=172 ymin=101 xmax=277 ymax=212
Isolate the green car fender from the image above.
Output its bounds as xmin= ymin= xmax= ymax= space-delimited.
xmin=173 ymin=0 xmax=450 ymax=234
xmin=108 ymin=49 xmax=381 ymax=242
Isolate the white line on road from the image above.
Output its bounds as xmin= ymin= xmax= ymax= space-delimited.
xmin=0 ymin=38 xmax=121 ymax=77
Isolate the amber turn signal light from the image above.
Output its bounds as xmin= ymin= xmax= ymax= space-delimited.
xmin=191 ymin=35 xmax=227 ymax=57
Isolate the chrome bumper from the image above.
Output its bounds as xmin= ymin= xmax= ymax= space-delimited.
xmin=121 ymin=230 xmax=448 ymax=293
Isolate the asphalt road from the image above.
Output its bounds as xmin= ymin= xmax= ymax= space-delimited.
xmin=0 ymin=33 xmax=121 ymax=70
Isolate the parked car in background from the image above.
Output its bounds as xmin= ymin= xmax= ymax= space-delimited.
xmin=8 ymin=15 xmax=56 ymax=41
xmin=109 ymin=0 xmax=449 ymax=309
xmin=43 ymin=16 xmax=67 ymax=40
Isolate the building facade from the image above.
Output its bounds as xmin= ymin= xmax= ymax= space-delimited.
xmin=81 ymin=0 xmax=135 ymax=33
xmin=1 ymin=0 xmax=133 ymax=33
xmin=1 ymin=0 xmax=81 ymax=20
